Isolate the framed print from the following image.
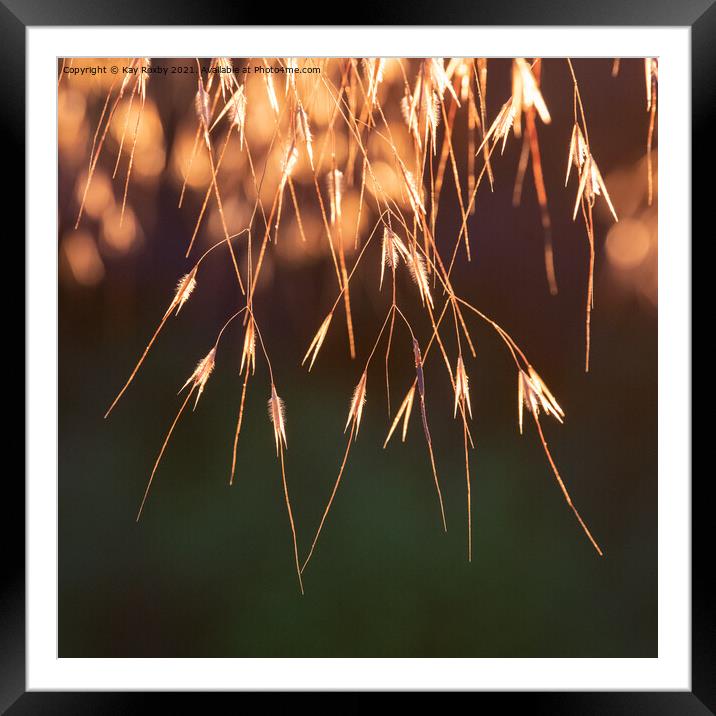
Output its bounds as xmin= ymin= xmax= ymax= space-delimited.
xmin=8 ymin=0 xmax=705 ymax=708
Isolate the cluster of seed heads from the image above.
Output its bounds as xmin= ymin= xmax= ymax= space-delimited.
xmin=83 ymin=57 xmax=656 ymax=591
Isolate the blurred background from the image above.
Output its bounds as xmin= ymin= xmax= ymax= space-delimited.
xmin=58 ymin=58 xmax=657 ymax=657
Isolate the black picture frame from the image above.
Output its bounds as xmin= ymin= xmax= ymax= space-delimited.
xmin=7 ymin=1 xmax=703 ymax=709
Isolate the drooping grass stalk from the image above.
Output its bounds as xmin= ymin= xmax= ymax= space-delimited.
xmin=530 ymin=412 xmax=603 ymax=557
xmin=229 ymin=362 xmax=251 ymax=485
xmin=279 ymin=443 xmax=304 ymax=595
xmin=136 ymin=385 xmax=195 ymax=522
xmin=119 ymin=66 xmax=148 ymax=228
xmin=301 ymin=420 xmax=356 ymax=575
xmin=463 ymin=413 xmax=472 ymax=562
xmin=525 ymin=105 xmax=558 ymax=295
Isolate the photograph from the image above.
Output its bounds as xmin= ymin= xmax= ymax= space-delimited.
xmin=57 ymin=56 xmax=659 ymax=659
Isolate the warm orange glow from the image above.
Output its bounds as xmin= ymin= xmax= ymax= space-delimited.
xmin=606 ymin=217 xmax=651 ymax=270
xmin=171 ymin=126 xmax=213 ymax=188
xmin=75 ymin=169 xmax=113 ymax=219
xmin=62 ymin=230 xmax=105 ymax=286
xmin=101 ymin=205 xmax=140 ymax=254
